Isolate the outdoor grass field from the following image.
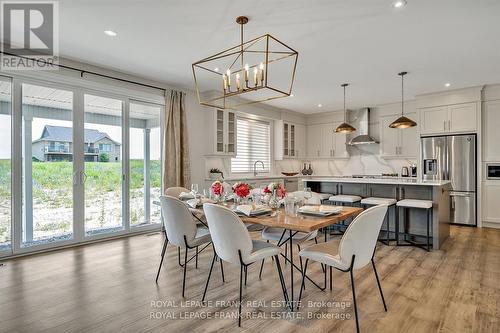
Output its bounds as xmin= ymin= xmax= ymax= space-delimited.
xmin=0 ymin=159 xmax=161 ymax=244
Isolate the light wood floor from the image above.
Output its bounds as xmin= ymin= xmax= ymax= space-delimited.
xmin=0 ymin=226 xmax=499 ymax=333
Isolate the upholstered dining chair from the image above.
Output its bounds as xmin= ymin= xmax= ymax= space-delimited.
xmin=164 ymin=186 xmax=190 ymax=197
xmin=259 ymin=190 xmax=322 ymax=278
xmin=202 ymin=203 xmax=289 ymax=327
xmin=297 ymin=204 xmax=389 ymax=333
xmin=164 ymin=186 xmax=207 ymax=265
xmin=155 ymin=195 xmax=223 ymax=298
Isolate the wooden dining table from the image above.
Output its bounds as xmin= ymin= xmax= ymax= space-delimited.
xmin=189 ymin=203 xmax=363 ymax=310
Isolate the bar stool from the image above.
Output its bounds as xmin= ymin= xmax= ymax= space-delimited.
xmin=328 ymin=194 xmax=362 ymax=235
xmin=360 ymin=197 xmax=397 ymax=245
xmin=318 ymin=193 xmax=333 ymax=203
xmin=396 ymin=199 xmax=433 ymax=251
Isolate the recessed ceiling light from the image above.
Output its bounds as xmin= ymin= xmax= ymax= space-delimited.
xmin=104 ymin=30 xmax=117 ymax=37
xmin=214 ymin=67 xmax=219 ymax=72
xmin=445 ymin=83 xmax=451 ymax=87
xmin=392 ymin=0 xmax=407 ymax=8
xmin=317 ymin=104 xmax=323 ymax=108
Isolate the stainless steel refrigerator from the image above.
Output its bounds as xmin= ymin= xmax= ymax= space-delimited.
xmin=422 ymin=134 xmax=476 ymax=226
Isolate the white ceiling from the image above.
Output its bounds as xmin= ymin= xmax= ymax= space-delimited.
xmin=41 ymin=0 xmax=500 ymax=113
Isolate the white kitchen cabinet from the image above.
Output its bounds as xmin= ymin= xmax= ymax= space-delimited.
xmin=295 ymin=124 xmax=306 ymax=159
xmin=275 ymin=121 xmax=306 ymax=160
xmin=420 ymin=103 xmax=477 ymax=135
xmin=482 ymin=182 xmax=500 ymax=225
xmin=449 ymin=103 xmax=477 ymax=133
xmin=207 ymin=109 xmax=236 ymax=156
xmin=380 ymin=112 xmax=418 ymax=158
xmin=306 ymin=122 xmax=348 ymax=159
xmin=332 ymin=122 xmax=349 ymax=158
xmin=482 ymin=100 xmax=500 ymax=161
xmin=307 ymin=123 xmax=322 ymax=158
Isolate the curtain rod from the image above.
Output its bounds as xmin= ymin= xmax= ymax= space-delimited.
xmin=0 ymin=51 xmax=168 ymax=93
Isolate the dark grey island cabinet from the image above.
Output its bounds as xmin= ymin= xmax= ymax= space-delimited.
xmin=302 ymin=178 xmax=452 ymax=250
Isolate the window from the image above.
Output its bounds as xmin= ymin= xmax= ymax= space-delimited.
xmin=99 ymin=143 xmax=112 ymax=152
xmin=231 ymin=117 xmax=271 ymax=173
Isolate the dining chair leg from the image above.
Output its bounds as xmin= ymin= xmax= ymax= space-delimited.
xmin=297 ymin=244 xmax=303 ymax=273
xmin=202 ymin=252 xmax=216 ymax=302
xmin=220 ymin=258 xmax=225 ymax=282
xmin=195 ymin=246 xmax=199 ymax=269
xmin=298 ymin=259 xmax=309 ymax=308
xmin=274 ymin=255 xmax=289 ymax=306
xmin=244 ymin=266 xmax=248 ymax=286
xmin=178 ymin=247 xmax=185 ymax=267
xmin=238 ymin=264 xmax=244 ymax=327
xmin=288 ymin=231 xmax=294 ymax=308
xmin=329 ymin=266 xmax=333 ymax=291
xmin=372 ymin=259 xmax=387 ymax=311
xmin=182 ymin=248 xmax=188 ymax=298
xmin=259 ymin=259 xmax=265 ymax=280
xmin=155 ymin=238 xmax=169 ymax=283
xmin=349 ymin=269 xmax=360 ymax=333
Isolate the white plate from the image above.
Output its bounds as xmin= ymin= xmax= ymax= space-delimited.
xmin=235 ymin=208 xmax=272 ymax=217
xmin=298 ymin=209 xmax=342 ymax=217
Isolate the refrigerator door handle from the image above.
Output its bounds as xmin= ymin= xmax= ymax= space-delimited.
xmin=449 ymin=192 xmax=473 ymax=197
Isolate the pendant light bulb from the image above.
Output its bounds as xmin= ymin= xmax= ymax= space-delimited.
xmin=389 ymin=71 xmax=417 ymax=129
xmin=335 ymin=83 xmax=356 ymax=133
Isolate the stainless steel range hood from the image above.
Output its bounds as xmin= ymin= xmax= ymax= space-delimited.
xmin=348 ymin=107 xmax=379 ymax=145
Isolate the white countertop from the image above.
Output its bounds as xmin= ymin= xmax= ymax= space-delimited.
xmin=302 ymin=177 xmax=451 ymax=186
xmin=205 ymin=174 xmax=303 ymax=182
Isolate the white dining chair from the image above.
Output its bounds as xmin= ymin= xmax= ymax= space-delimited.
xmin=165 ymin=186 xmax=190 ymax=197
xmin=202 ymin=203 xmax=289 ymax=327
xmin=165 ymin=186 xmax=207 ymax=264
xmin=297 ymin=204 xmax=389 ymax=333
xmin=155 ymin=196 xmax=223 ymax=298
xmin=259 ymin=190 xmax=322 ymax=278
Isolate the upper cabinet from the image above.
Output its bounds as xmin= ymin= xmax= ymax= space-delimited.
xmin=207 ymin=109 xmax=237 ymax=156
xmin=275 ymin=120 xmax=306 ymax=160
xmin=483 ymin=100 xmax=500 ymax=161
xmin=306 ymin=122 xmax=348 ymax=159
xmin=380 ymin=112 xmax=418 ymax=158
xmin=420 ymin=102 xmax=478 ymax=135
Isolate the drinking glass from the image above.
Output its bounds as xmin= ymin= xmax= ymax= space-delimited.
xmin=285 ymin=194 xmax=297 ymax=217
xmin=303 ymin=187 xmax=312 ymax=202
xmin=252 ymin=193 xmax=261 ymax=205
xmin=191 ymin=184 xmax=199 ymax=197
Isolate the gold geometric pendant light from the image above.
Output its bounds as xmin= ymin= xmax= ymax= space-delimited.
xmin=389 ymin=71 xmax=417 ymax=129
xmin=335 ymin=83 xmax=356 ymax=133
xmin=192 ymin=16 xmax=298 ymax=109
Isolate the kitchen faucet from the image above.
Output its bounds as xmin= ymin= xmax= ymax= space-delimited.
xmin=253 ymin=160 xmax=265 ymax=177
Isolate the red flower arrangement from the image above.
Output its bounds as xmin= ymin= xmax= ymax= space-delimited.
xmin=211 ymin=181 xmax=223 ymax=196
xmin=232 ymin=182 xmax=251 ymax=198
xmin=264 ymin=182 xmax=286 ymax=199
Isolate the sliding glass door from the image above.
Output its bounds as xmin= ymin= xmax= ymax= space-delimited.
xmin=0 ymin=75 xmax=163 ymax=257
xmin=129 ymin=101 xmax=162 ymax=227
xmin=83 ymin=94 xmax=124 ymax=236
xmin=21 ymin=83 xmax=74 ymax=247
xmin=0 ymin=77 xmax=12 ymax=256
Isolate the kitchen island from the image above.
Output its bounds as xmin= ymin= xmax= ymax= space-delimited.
xmin=302 ymin=177 xmax=452 ymax=250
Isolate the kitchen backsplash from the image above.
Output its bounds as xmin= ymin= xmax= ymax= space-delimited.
xmin=206 ymin=145 xmax=416 ymax=179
